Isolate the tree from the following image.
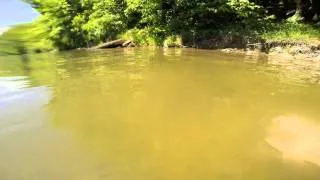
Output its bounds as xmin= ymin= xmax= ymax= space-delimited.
xmin=24 ymin=0 xmax=319 ymax=50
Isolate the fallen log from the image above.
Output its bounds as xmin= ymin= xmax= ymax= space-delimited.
xmin=122 ymin=40 xmax=132 ymax=47
xmin=93 ymin=39 xmax=126 ymax=49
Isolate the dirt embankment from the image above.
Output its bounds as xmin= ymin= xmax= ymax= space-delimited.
xmin=167 ymin=34 xmax=320 ymax=59
xmin=90 ymin=34 xmax=320 ymax=60
xmin=181 ymin=34 xmax=320 ymax=60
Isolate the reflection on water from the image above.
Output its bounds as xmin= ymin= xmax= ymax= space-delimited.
xmin=0 ymin=77 xmax=50 ymax=134
xmin=1 ymin=49 xmax=320 ymax=179
xmin=0 ymin=76 xmax=28 ymax=95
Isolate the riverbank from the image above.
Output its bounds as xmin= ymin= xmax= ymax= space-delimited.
xmin=218 ymin=40 xmax=320 ymax=61
xmin=0 ymin=22 xmax=319 ymax=60
xmin=118 ymin=25 xmax=319 ymax=61
xmin=178 ymin=23 xmax=320 ymax=59
xmin=97 ymin=22 xmax=320 ymax=60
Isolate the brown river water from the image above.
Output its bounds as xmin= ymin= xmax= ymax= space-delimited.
xmin=1 ymin=48 xmax=320 ymax=180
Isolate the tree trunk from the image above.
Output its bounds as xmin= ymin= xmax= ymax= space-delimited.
xmin=295 ymin=0 xmax=301 ymax=14
xmin=312 ymin=0 xmax=320 ymax=21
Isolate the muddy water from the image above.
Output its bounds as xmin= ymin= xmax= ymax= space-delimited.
xmin=1 ymin=48 xmax=320 ymax=180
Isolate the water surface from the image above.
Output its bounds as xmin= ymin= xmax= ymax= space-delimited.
xmin=1 ymin=48 xmax=320 ymax=180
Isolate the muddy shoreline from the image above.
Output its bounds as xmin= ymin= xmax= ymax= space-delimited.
xmin=218 ymin=45 xmax=320 ymax=62
xmin=180 ymin=34 xmax=320 ymax=60
xmin=92 ymin=35 xmax=320 ymax=61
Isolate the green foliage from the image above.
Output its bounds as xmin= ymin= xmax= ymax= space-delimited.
xmin=21 ymin=0 xmax=320 ymax=50
xmin=163 ymin=35 xmax=182 ymax=47
xmin=120 ymin=28 xmax=159 ymax=46
xmin=262 ymin=22 xmax=320 ymax=42
xmin=287 ymin=11 xmax=304 ymax=23
xmin=32 ymin=0 xmax=87 ymax=49
xmin=0 ymin=21 xmax=53 ymax=56
xmin=82 ymin=0 xmax=127 ymax=42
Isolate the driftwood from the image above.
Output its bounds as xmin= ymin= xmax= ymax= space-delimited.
xmin=122 ymin=40 xmax=132 ymax=47
xmin=93 ymin=39 xmax=126 ymax=49
xmin=92 ymin=39 xmax=136 ymax=49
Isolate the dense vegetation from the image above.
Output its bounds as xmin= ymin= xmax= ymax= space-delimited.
xmin=0 ymin=21 xmax=52 ymax=56
xmin=1 ymin=0 xmax=320 ymax=54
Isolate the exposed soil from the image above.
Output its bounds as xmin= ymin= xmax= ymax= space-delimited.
xmin=181 ymin=34 xmax=320 ymax=60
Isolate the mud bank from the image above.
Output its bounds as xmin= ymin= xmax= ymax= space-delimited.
xmin=181 ymin=33 xmax=320 ymax=59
